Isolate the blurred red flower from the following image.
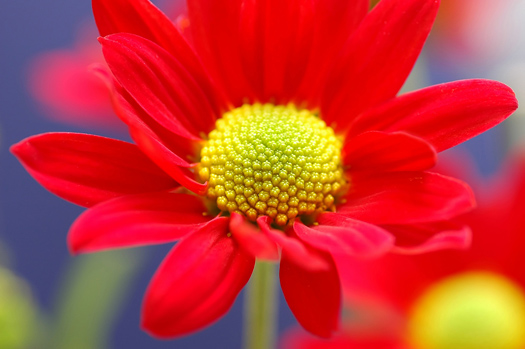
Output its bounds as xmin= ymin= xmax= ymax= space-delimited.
xmin=27 ymin=24 xmax=119 ymax=128
xmin=12 ymin=0 xmax=517 ymax=339
xmin=26 ymin=1 xmax=186 ymax=129
xmin=284 ymin=154 xmax=525 ymax=348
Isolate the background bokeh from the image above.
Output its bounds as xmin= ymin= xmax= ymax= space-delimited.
xmin=0 ymin=0 xmax=521 ymax=348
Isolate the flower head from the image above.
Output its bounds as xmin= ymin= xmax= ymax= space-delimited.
xmin=12 ymin=0 xmax=517 ymax=339
xmin=198 ymin=103 xmax=346 ymax=226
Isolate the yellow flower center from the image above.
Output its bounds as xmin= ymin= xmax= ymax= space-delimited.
xmin=198 ymin=103 xmax=346 ymax=226
xmin=408 ymin=271 xmax=525 ymax=349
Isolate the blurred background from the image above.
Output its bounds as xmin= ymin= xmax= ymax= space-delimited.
xmin=0 ymin=0 xmax=523 ymax=348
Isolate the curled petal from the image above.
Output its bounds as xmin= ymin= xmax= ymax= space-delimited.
xmin=92 ymin=0 xmax=222 ymax=113
xmin=280 ymin=245 xmax=341 ymax=338
xmin=142 ymin=217 xmax=255 ymax=337
xmin=128 ymin=126 xmax=207 ymax=195
xmin=257 ymin=216 xmax=330 ymax=271
xmin=11 ymin=133 xmax=176 ymax=207
xmin=385 ymin=222 xmax=472 ymax=254
xmin=348 ymin=79 xmax=518 ymax=151
xmin=68 ymin=192 xmax=212 ymax=253
xmin=91 ymin=64 xmax=198 ymax=167
xmin=294 ymin=214 xmax=394 ymax=258
xmin=338 ymin=172 xmax=475 ymax=224
xmin=94 ymin=65 xmax=207 ymax=195
xmin=343 ymin=131 xmax=437 ymax=172
xmin=100 ymin=33 xmax=218 ymax=137
xmin=230 ymin=213 xmax=279 ymax=261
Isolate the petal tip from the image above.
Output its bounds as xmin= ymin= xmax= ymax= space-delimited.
xmin=140 ymin=317 xmax=170 ymax=339
xmin=9 ymin=141 xmax=24 ymax=158
xmin=97 ymin=36 xmax=107 ymax=45
xmin=66 ymin=234 xmax=83 ymax=256
xmin=10 ymin=135 xmax=40 ymax=158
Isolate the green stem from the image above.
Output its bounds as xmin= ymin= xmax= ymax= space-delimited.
xmin=243 ymin=261 xmax=278 ymax=349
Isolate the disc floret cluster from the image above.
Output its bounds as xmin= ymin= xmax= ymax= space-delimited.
xmin=198 ymin=103 xmax=346 ymax=226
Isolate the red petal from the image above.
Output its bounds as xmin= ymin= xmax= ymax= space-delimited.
xmin=92 ymin=0 xmax=221 ymax=112
xmin=68 ymin=192 xmax=212 ymax=253
xmin=294 ymin=0 xmax=369 ymax=106
xmin=322 ymin=0 xmax=439 ymax=131
xmin=229 ymin=213 xmax=279 ymax=261
xmin=142 ymin=217 xmax=255 ymax=337
xmin=385 ymin=221 xmax=472 ymax=254
xmin=238 ymin=0 xmax=315 ymax=103
xmin=95 ymin=66 xmax=207 ymax=195
xmin=187 ymin=0 xmax=255 ymax=106
xmin=100 ymin=33 xmax=218 ymax=136
xmin=293 ymin=214 xmax=394 ymax=258
xmin=280 ymin=245 xmax=340 ymax=338
xmin=128 ymin=125 xmax=207 ymax=195
xmin=343 ymin=131 xmax=437 ymax=172
xmin=93 ymin=0 xmax=178 ymax=43
xmin=95 ymin=69 xmax=197 ymax=167
xmin=11 ymin=133 xmax=176 ymax=207
xmin=338 ymin=171 xmax=475 ymax=224
xmin=257 ymin=216 xmax=330 ymax=271
xmin=348 ymin=79 xmax=518 ymax=151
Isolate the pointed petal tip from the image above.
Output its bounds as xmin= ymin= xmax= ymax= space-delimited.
xmin=97 ymin=33 xmax=121 ymax=48
xmin=97 ymin=35 xmax=108 ymax=45
xmin=303 ymin=318 xmax=339 ymax=339
xmin=140 ymin=317 xmax=198 ymax=339
xmin=67 ymin=245 xmax=81 ymax=256
xmin=474 ymin=79 xmax=519 ymax=117
xmin=66 ymin=231 xmax=85 ymax=256
xmin=486 ymin=79 xmax=519 ymax=108
xmin=66 ymin=229 xmax=85 ymax=256
xmin=140 ymin=319 xmax=175 ymax=339
xmin=9 ymin=140 xmax=23 ymax=157
xmin=505 ymin=89 xmax=519 ymax=111
xmin=10 ymin=135 xmax=48 ymax=172
xmin=10 ymin=134 xmax=40 ymax=158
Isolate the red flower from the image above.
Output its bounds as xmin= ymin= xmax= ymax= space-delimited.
xmin=12 ymin=0 xmax=517 ymax=339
